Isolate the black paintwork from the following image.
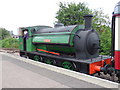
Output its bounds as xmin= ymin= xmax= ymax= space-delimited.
xmin=34 ymin=25 xmax=77 ymax=34
xmin=74 ymin=30 xmax=100 ymax=59
xmin=20 ymin=50 xmax=111 ymax=74
xmin=111 ymin=16 xmax=115 ymax=57
xmin=84 ymin=15 xmax=93 ymax=30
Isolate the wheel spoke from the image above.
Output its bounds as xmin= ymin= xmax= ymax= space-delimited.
xmin=62 ymin=61 xmax=74 ymax=70
xmin=33 ymin=55 xmax=39 ymax=61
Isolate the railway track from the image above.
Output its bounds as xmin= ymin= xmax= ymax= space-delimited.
xmin=1 ymin=48 xmax=119 ymax=84
xmin=94 ymin=72 xmax=119 ymax=83
xmin=0 ymin=48 xmax=19 ymax=54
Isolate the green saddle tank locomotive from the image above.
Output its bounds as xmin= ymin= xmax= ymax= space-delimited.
xmin=19 ymin=2 xmax=120 ymax=82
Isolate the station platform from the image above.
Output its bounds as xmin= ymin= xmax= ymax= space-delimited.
xmin=0 ymin=52 xmax=119 ymax=89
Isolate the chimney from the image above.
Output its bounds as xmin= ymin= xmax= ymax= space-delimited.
xmin=84 ymin=14 xmax=93 ymax=30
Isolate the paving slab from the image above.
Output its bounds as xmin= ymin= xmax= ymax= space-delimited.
xmin=1 ymin=52 xmax=119 ymax=89
xmin=0 ymin=53 xmax=2 ymax=90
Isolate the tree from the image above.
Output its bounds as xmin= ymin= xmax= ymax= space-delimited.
xmin=0 ymin=28 xmax=11 ymax=40
xmin=56 ymin=2 xmax=92 ymax=25
xmin=0 ymin=37 xmax=19 ymax=49
xmin=92 ymin=9 xmax=111 ymax=34
xmin=56 ymin=2 xmax=111 ymax=55
xmin=100 ymin=26 xmax=111 ymax=55
xmin=92 ymin=9 xmax=111 ymax=55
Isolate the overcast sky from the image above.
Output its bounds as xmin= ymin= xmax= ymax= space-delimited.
xmin=0 ymin=0 xmax=119 ymax=35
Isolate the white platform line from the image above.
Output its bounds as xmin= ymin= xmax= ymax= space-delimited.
xmin=1 ymin=52 xmax=119 ymax=88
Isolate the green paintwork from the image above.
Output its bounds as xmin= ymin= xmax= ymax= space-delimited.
xmin=26 ymin=37 xmax=36 ymax=52
xmin=26 ymin=27 xmax=36 ymax=52
xmin=36 ymin=45 xmax=47 ymax=53
xmin=32 ymin=25 xmax=84 ymax=46
xmin=19 ymin=25 xmax=85 ymax=55
xmin=31 ymin=25 xmax=84 ymax=54
xmin=44 ymin=58 xmax=53 ymax=64
xmin=19 ymin=25 xmax=51 ymax=51
xmin=62 ymin=61 xmax=74 ymax=70
xmin=46 ymin=45 xmax=75 ymax=53
xmin=33 ymin=34 xmax=70 ymax=44
xmin=37 ymin=45 xmax=47 ymax=50
xmin=33 ymin=32 xmax=71 ymax=35
xmin=69 ymin=25 xmax=84 ymax=46
xmin=33 ymin=55 xmax=40 ymax=61
xmin=19 ymin=37 xmax=24 ymax=50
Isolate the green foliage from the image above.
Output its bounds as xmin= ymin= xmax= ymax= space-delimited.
xmin=56 ymin=2 xmax=112 ymax=55
xmin=56 ymin=2 xmax=92 ymax=25
xmin=92 ymin=9 xmax=111 ymax=34
xmin=0 ymin=37 xmax=19 ymax=49
xmin=0 ymin=28 xmax=11 ymax=40
xmin=0 ymin=40 xmax=2 ymax=48
xmin=92 ymin=9 xmax=111 ymax=55
xmin=0 ymin=28 xmax=18 ymax=49
xmin=100 ymin=26 xmax=111 ymax=55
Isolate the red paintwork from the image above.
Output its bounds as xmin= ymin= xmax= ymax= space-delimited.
xmin=89 ymin=58 xmax=111 ymax=74
xmin=115 ymin=51 xmax=120 ymax=70
xmin=37 ymin=49 xmax=60 ymax=55
xmin=113 ymin=14 xmax=120 ymax=17
xmin=44 ymin=39 xmax=51 ymax=42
